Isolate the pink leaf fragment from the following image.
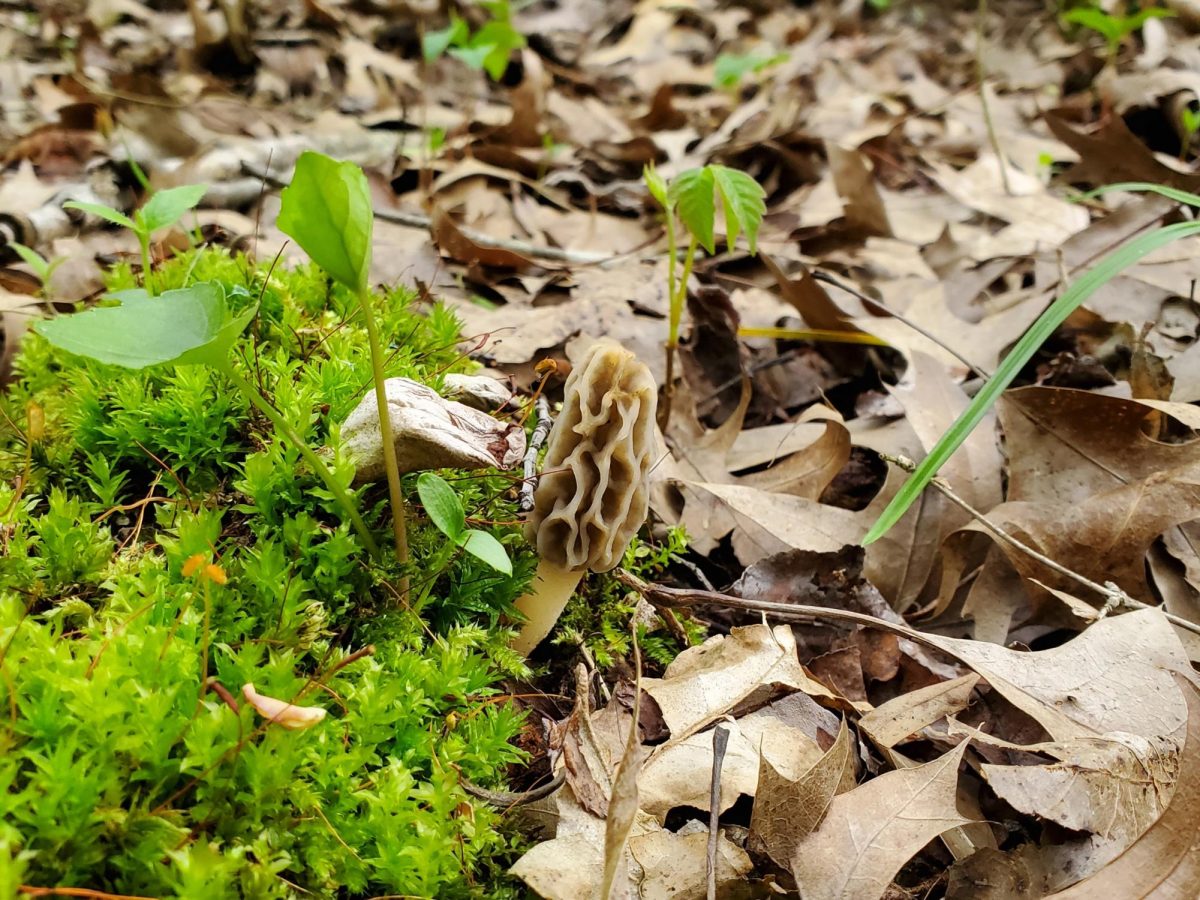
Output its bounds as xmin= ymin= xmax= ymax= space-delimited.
xmin=242 ymin=683 xmax=327 ymax=730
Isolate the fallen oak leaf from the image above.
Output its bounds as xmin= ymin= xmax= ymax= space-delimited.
xmin=241 ymin=683 xmax=327 ymax=730
xmin=1048 ymin=674 xmax=1200 ymax=897
xmin=749 ymin=716 xmax=856 ymax=870
xmin=790 ymin=740 xmax=975 ymax=900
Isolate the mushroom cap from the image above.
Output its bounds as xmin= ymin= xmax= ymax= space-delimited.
xmin=525 ymin=339 xmax=658 ymax=572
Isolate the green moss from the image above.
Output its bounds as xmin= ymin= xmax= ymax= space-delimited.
xmin=0 ymin=251 xmax=535 ymax=896
xmin=553 ymin=525 xmax=701 ymax=669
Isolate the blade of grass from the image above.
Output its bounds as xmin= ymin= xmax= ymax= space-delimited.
xmin=1080 ymin=181 xmax=1200 ymax=209
xmin=863 ymin=219 xmax=1200 ymax=545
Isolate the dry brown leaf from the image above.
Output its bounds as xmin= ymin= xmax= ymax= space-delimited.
xmin=926 ymin=609 xmax=1190 ymax=746
xmin=1048 ymin=675 xmax=1200 ymax=898
xmin=983 ymin=737 xmax=1172 ymax=843
xmin=749 ymin=717 xmax=857 ymax=870
xmin=641 ymin=624 xmax=836 ymax=743
xmin=859 ymin=674 xmax=980 ymax=749
xmin=639 ymin=710 xmax=823 ymax=819
xmin=791 ymin=740 xmax=974 ymax=900
xmin=980 ymin=458 xmax=1200 ymax=603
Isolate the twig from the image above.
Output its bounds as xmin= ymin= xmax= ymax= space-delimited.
xmin=520 ymin=395 xmax=552 ymax=512
xmin=614 ymin=569 xmax=945 ymax=651
xmin=707 ymin=724 xmax=730 ymax=900
xmin=879 ymin=453 xmax=1200 ymax=637
xmin=458 ymin=767 xmax=566 ymax=807
xmin=976 ymin=0 xmax=1013 ymax=195
xmin=812 ymin=271 xmax=991 ymax=380
xmin=18 ymin=888 xmax=157 ymax=900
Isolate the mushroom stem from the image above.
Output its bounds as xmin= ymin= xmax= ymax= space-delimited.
xmin=511 ymin=559 xmax=585 ymax=655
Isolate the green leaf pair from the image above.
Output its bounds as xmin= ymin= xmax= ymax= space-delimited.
xmin=417 ymin=473 xmax=513 ymax=575
xmin=663 ymin=164 xmax=767 ymax=255
xmin=421 ymin=1 xmax=526 ymax=82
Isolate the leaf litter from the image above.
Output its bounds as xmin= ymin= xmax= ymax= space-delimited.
xmin=5 ymin=0 xmax=1200 ymax=896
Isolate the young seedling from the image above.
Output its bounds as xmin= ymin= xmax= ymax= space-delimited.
xmin=865 ymin=181 xmax=1200 ymax=544
xmin=416 ymin=472 xmax=511 ymax=607
xmin=643 ymin=163 xmax=766 ymax=429
xmin=64 ymin=183 xmax=206 ymax=295
xmin=276 ymin=151 xmax=411 ymax=590
xmin=422 ymin=0 xmax=526 ymax=82
xmin=33 ymin=282 xmax=380 ymax=556
xmin=713 ymin=51 xmax=788 ymax=93
xmin=8 ymin=241 xmax=63 ymax=292
xmin=1060 ymin=2 xmax=1173 ymax=66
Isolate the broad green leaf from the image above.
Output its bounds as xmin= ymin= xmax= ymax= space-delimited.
xmin=864 ymin=218 xmax=1200 ymax=544
xmin=417 ymin=473 xmax=466 ymax=540
xmin=277 ymin=152 xmax=374 ymax=293
xmin=670 ymin=167 xmax=716 ymax=253
xmin=35 ymin=282 xmax=256 ymax=370
xmin=643 ymin=164 xmax=670 ymax=211
xmin=711 ymin=165 xmax=766 ymax=254
xmin=471 ymin=21 xmax=525 ymax=80
xmin=8 ymin=242 xmax=49 ymax=280
xmin=62 ymin=200 xmax=136 ymax=231
xmin=1062 ymin=7 xmax=1121 ymax=43
xmin=460 ymin=529 xmax=512 ymax=575
xmin=137 ymin=184 xmax=207 ymax=234
xmin=423 ymin=14 xmax=468 ymax=60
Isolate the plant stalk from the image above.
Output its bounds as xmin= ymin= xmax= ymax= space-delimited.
xmin=220 ymin=362 xmax=380 ymax=557
xmin=139 ymin=233 xmax=155 ymax=295
xmin=356 ymin=285 xmax=411 ymax=599
xmin=661 ymin=213 xmax=680 ymax=431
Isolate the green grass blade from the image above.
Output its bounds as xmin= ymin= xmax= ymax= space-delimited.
xmin=1080 ymin=181 xmax=1200 ymax=209
xmin=863 ymin=219 xmax=1200 ymax=545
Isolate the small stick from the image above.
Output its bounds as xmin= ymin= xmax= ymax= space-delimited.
xmin=880 ymin=453 xmax=1200 ymax=637
xmin=812 ymin=271 xmax=991 ymax=381
xmin=614 ymin=569 xmax=943 ymax=650
xmin=459 ymin=768 xmax=566 ymax=807
xmin=520 ymin=395 xmax=552 ymax=512
xmin=707 ymin=723 xmax=731 ymax=900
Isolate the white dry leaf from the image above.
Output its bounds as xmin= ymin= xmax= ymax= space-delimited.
xmin=339 ymin=377 xmax=525 ymax=483
xmin=241 ymin=683 xmax=327 ymax=730
xmin=441 ymin=373 xmax=513 ymax=410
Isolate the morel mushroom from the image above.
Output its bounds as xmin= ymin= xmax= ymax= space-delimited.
xmin=511 ymin=340 xmax=658 ymax=654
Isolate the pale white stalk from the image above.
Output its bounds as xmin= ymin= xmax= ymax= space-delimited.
xmin=511 ymin=560 xmax=585 ymax=656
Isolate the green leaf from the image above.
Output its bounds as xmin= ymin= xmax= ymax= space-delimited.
xmin=713 ymin=52 xmax=786 ymax=90
xmin=34 ymin=282 xmax=256 ymax=370
xmin=460 ymin=529 xmax=512 ymax=575
xmin=670 ymin=167 xmax=716 ymax=253
xmin=137 ymin=184 xmax=207 ymax=234
xmin=9 ymin=242 xmax=49 ymax=280
xmin=62 ymin=200 xmax=136 ymax=231
xmin=710 ymin=165 xmax=766 ymax=254
xmin=277 ymin=152 xmax=374 ymax=293
xmin=423 ymin=14 xmax=469 ymax=60
xmin=448 ymin=42 xmax=496 ymax=73
xmin=417 ymin=473 xmax=465 ymax=540
xmin=864 ymin=218 xmax=1200 ymax=545
xmin=1062 ymin=7 xmax=1121 ymax=43
xmin=643 ymin=164 xmax=670 ymax=211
